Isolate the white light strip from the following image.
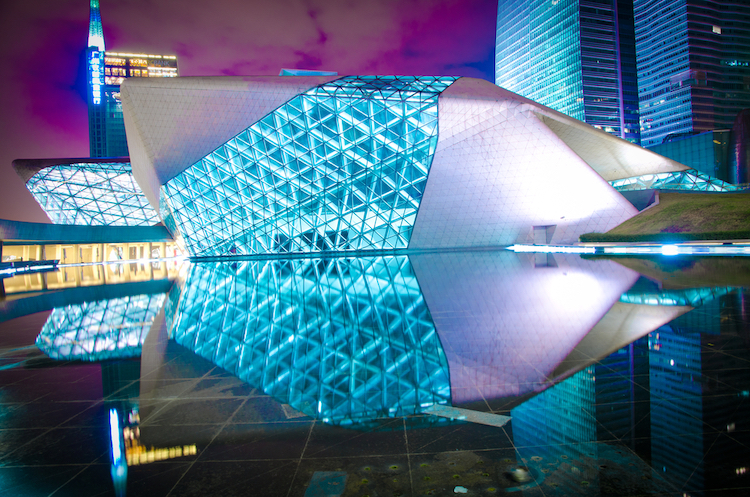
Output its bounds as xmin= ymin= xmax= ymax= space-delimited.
xmin=109 ymin=408 xmax=122 ymax=464
xmin=0 ymin=264 xmax=57 ymax=276
xmin=57 ymin=255 xmax=187 ymax=269
xmin=507 ymin=244 xmax=750 ymax=257
xmin=507 ymin=244 xmax=596 ymax=254
xmin=600 ymin=244 xmax=750 ymax=256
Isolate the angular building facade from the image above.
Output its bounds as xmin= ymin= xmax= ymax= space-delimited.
xmin=121 ymin=75 xmax=688 ymax=258
xmin=634 ymin=0 xmax=750 ymax=147
xmin=86 ymin=0 xmax=177 ymax=157
xmin=495 ymin=0 xmax=641 ymax=144
xmin=13 ymin=158 xmax=159 ymax=226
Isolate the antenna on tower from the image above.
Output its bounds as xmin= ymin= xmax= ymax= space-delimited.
xmin=88 ymin=0 xmax=105 ymax=51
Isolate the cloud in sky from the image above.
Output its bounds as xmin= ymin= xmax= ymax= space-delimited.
xmin=0 ymin=0 xmax=497 ymax=222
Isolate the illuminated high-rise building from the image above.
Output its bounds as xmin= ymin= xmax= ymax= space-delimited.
xmin=495 ymin=0 xmax=641 ymax=143
xmin=86 ymin=0 xmax=178 ymax=157
xmin=634 ymin=0 xmax=750 ymax=147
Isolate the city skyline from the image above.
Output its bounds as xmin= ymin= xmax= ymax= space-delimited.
xmin=0 ymin=0 xmax=497 ymax=223
xmin=635 ymin=0 xmax=750 ymax=147
xmin=495 ymin=0 xmax=641 ymax=144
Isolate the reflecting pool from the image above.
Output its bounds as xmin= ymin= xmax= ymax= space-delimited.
xmin=0 ymin=250 xmax=748 ymax=496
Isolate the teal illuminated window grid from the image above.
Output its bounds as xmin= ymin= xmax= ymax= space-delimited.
xmin=162 ymin=76 xmax=458 ymax=257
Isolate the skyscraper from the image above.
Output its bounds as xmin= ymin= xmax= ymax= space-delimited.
xmin=86 ymin=0 xmax=178 ymax=157
xmin=634 ymin=0 xmax=750 ymax=147
xmin=495 ymin=0 xmax=641 ymax=144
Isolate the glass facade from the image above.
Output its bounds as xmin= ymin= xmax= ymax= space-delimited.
xmin=635 ymin=0 xmax=750 ymax=147
xmin=35 ymin=293 xmax=167 ymax=361
xmin=495 ymin=0 xmax=641 ymax=143
xmin=648 ymin=325 xmax=705 ymax=493
xmin=511 ymin=368 xmax=598 ymax=465
xmin=166 ymin=256 xmax=451 ymax=426
xmin=647 ymin=131 xmax=730 ymax=181
xmin=162 ymin=76 xmax=457 ymax=257
xmin=610 ymin=169 xmax=741 ymax=192
xmin=26 ymin=162 xmax=160 ymax=226
xmin=496 ymin=0 xmax=585 ymax=120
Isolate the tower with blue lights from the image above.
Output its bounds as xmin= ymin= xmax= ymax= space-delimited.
xmin=86 ymin=0 xmax=178 ymax=158
xmin=87 ymin=0 xmax=107 ymax=156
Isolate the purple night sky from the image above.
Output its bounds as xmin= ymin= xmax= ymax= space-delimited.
xmin=0 ymin=0 xmax=497 ymax=223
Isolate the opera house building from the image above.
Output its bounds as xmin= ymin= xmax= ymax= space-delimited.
xmin=16 ymin=75 xmax=718 ymax=257
xmin=6 ymin=75 xmax=750 ymax=497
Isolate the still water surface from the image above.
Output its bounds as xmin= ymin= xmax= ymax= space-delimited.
xmin=0 ymin=250 xmax=748 ymax=496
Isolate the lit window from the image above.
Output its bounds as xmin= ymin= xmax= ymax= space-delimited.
xmin=713 ymin=26 xmax=721 ymax=34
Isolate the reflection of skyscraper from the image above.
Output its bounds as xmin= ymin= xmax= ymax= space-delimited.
xmin=634 ymin=0 xmax=750 ymax=147
xmin=511 ymin=368 xmax=597 ymax=462
xmin=648 ymin=325 xmax=704 ymax=493
xmin=86 ymin=0 xmax=177 ymax=157
xmin=495 ymin=0 xmax=641 ymax=143
xmin=699 ymin=291 xmax=750 ymax=493
xmin=595 ymin=337 xmax=650 ymax=457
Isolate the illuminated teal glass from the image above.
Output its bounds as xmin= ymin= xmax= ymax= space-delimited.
xmin=167 ymin=256 xmax=451 ymax=426
xmin=35 ymin=293 xmax=167 ymax=361
xmin=619 ymin=287 xmax=737 ymax=307
xmin=26 ymin=162 xmax=160 ymax=226
xmin=162 ymin=76 xmax=458 ymax=257
xmin=610 ymin=170 xmax=741 ymax=192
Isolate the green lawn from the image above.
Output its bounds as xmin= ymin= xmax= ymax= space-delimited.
xmin=581 ymin=191 xmax=750 ymax=242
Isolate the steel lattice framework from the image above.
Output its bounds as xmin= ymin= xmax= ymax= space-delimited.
xmin=26 ymin=162 xmax=160 ymax=226
xmin=610 ymin=170 xmax=741 ymax=192
xmin=35 ymin=293 xmax=167 ymax=361
xmin=161 ymin=76 xmax=458 ymax=256
xmin=167 ymin=256 xmax=451 ymax=426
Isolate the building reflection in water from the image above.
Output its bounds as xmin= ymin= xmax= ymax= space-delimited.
xmin=166 ymin=256 xmax=452 ymax=426
xmin=510 ymin=284 xmax=750 ymax=494
xmin=26 ymin=250 xmax=750 ymax=495
xmin=35 ymin=293 xmax=167 ymax=360
xmin=1 ymin=241 xmax=182 ymax=295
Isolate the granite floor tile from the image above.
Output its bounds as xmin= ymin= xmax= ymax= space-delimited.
xmin=139 ymin=398 xmax=246 ymax=426
xmin=0 ymin=464 xmax=87 ymax=497
xmin=197 ymin=421 xmax=312 ymax=461
xmin=303 ymin=418 xmax=407 ymax=459
xmin=168 ymin=459 xmax=298 ymax=497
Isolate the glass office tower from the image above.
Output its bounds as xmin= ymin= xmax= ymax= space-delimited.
xmin=86 ymin=0 xmax=178 ymax=157
xmin=634 ymin=0 xmax=750 ymax=147
xmin=495 ymin=0 xmax=641 ymax=143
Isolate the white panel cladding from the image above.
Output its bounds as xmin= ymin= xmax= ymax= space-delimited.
xmin=409 ymin=78 xmax=639 ymax=248
xmin=121 ymin=75 xmax=338 ymax=212
xmin=410 ymin=251 xmax=640 ymax=404
xmin=537 ymin=114 xmax=689 ymax=181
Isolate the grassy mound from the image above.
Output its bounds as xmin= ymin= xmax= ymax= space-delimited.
xmin=581 ymin=191 xmax=750 ymax=242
